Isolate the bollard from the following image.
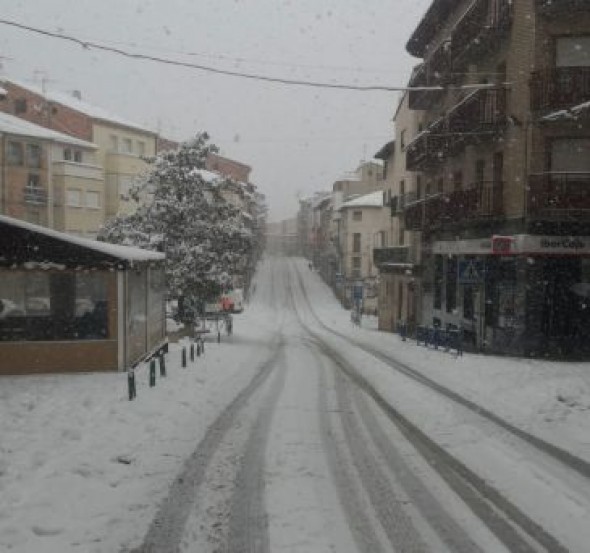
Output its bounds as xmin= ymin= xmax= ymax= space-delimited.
xmin=159 ymin=354 xmax=166 ymax=377
xmin=201 ymin=339 xmax=205 ymax=354
xmin=128 ymin=368 xmax=136 ymax=401
xmin=400 ymin=321 xmax=407 ymax=342
xmin=149 ymin=359 xmax=156 ymax=387
xmin=196 ymin=339 xmax=201 ymax=357
xmin=190 ymin=342 xmax=195 ymax=362
xmin=182 ymin=347 xmax=187 ymax=368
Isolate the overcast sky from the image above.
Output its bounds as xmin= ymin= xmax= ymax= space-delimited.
xmin=0 ymin=0 xmax=431 ymax=221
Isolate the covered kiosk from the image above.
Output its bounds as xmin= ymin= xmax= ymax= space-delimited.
xmin=0 ymin=215 xmax=166 ymax=374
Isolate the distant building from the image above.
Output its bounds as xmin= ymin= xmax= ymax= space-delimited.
xmin=206 ymin=152 xmax=252 ymax=183
xmin=266 ymin=218 xmax=298 ymax=256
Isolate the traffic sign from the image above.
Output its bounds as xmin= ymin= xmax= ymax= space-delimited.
xmin=458 ymin=260 xmax=484 ymax=284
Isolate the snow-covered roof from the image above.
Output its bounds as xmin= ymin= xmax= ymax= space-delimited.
xmin=2 ymin=78 xmax=156 ymax=135
xmin=0 ymin=215 xmax=164 ymax=262
xmin=0 ymin=112 xmax=97 ymax=149
xmin=340 ymin=191 xmax=384 ymax=209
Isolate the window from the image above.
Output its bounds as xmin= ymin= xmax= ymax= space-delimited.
xmin=14 ymin=98 xmax=27 ymax=114
xmin=119 ymin=176 xmax=134 ymax=198
xmin=352 ymin=210 xmax=362 ymax=221
xmin=417 ymin=176 xmax=422 ymax=199
xmin=67 ymin=189 xmax=82 ymax=207
xmin=7 ymin=141 xmax=24 ymax=165
xmin=400 ymin=129 xmax=406 ymax=150
xmin=551 ymin=138 xmax=590 ymax=172
xmin=110 ymin=135 xmax=119 ymax=152
xmin=137 ymin=141 xmax=146 ymax=156
xmin=453 ymin=171 xmax=463 ymax=191
xmin=434 ymin=255 xmax=443 ymax=310
xmin=556 ymin=36 xmax=590 ymax=67
xmin=24 ymin=175 xmax=45 ymax=204
xmin=122 ymin=138 xmax=133 ymax=154
xmin=351 ymin=256 xmax=361 ymax=278
xmin=26 ymin=144 xmax=42 ymax=169
xmin=464 ymin=285 xmax=475 ymax=320
xmin=73 ymin=150 xmax=83 ymax=163
xmin=64 ymin=148 xmax=72 ymax=161
xmin=353 ymin=233 xmax=361 ymax=253
xmin=446 ymin=257 xmax=458 ymax=313
xmin=86 ymin=191 xmax=100 ymax=209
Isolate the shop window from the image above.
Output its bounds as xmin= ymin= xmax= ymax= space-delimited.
xmin=7 ymin=141 xmax=24 ymax=165
xmin=446 ymin=257 xmax=457 ymax=313
xmin=434 ymin=255 xmax=443 ymax=310
xmin=26 ymin=144 xmax=41 ymax=169
xmin=0 ymin=272 xmax=108 ymax=341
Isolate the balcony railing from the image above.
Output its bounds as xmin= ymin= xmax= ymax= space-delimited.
xmin=406 ymin=118 xmax=450 ymax=171
xmin=530 ymin=67 xmax=590 ymax=112
xmin=373 ymin=246 xmax=410 ymax=267
xmin=447 ymin=87 xmax=507 ymax=150
xmin=23 ymin=185 xmax=47 ymax=205
xmin=404 ymin=182 xmax=504 ymax=231
xmin=451 ymin=0 xmax=512 ymax=68
xmin=527 ymin=173 xmax=590 ymax=218
xmin=536 ymin=0 xmax=590 ymax=14
xmin=408 ymin=63 xmax=444 ymax=111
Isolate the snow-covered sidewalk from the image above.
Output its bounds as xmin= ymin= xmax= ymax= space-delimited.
xmin=0 ymin=275 xmax=280 ymax=553
xmin=295 ymin=258 xmax=590 ymax=463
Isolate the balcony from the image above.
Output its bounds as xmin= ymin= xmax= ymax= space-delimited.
xmin=447 ymin=87 xmax=507 ymax=149
xmin=408 ymin=64 xmax=444 ymax=111
xmin=23 ymin=185 xmax=47 ymax=205
xmin=527 ymin=173 xmax=590 ymax=218
xmin=530 ymin=67 xmax=590 ymax=113
xmin=373 ymin=246 xmax=410 ymax=267
xmin=536 ymin=0 xmax=590 ymax=15
xmin=451 ymin=0 xmax=512 ymax=68
xmin=404 ymin=182 xmax=504 ymax=232
xmin=406 ymin=118 xmax=450 ymax=171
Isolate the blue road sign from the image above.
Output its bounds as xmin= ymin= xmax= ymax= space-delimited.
xmin=458 ymin=260 xmax=484 ymax=284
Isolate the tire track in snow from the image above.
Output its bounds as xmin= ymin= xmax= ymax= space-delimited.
xmin=129 ymin=336 xmax=284 ymax=553
xmin=225 ymin=347 xmax=287 ymax=553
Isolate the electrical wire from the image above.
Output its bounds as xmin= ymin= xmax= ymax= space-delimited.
xmin=0 ymin=18 xmax=451 ymax=93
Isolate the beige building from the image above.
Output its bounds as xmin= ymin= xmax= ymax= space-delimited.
xmin=338 ymin=191 xmax=389 ymax=313
xmin=0 ymin=111 xmax=104 ymax=237
xmin=374 ymin=87 xmax=425 ymax=332
xmin=0 ymin=79 xmax=158 ymax=221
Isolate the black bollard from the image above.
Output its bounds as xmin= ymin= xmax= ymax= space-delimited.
xmin=182 ymin=347 xmax=187 ymax=368
xmin=149 ymin=359 xmax=156 ymax=387
xmin=159 ymin=354 xmax=166 ymax=377
xmin=201 ymin=339 xmax=205 ymax=354
xmin=196 ymin=339 xmax=201 ymax=357
xmin=190 ymin=342 xmax=195 ymax=362
xmin=128 ymin=368 xmax=136 ymax=401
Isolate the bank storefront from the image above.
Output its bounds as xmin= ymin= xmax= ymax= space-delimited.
xmin=425 ymin=235 xmax=590 ymax=357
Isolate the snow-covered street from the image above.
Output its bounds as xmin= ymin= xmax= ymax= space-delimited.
xmin=2 ymin=256 xmax=590 ymax=552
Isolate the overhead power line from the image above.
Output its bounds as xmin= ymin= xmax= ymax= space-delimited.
xmin=0 ymin=18 xmax=495 ymax=93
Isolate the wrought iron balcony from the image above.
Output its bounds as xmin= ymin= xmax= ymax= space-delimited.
xmin=408 ymin=64 xmax=444 ymax=111
xmin=527 ymin=173 xmax=590 ymax=218
xmin=536 ymin=0 xmax=590 ymax=14
xmin=451 ymin=0 xmax=512 ymax=68
xmin=403 ymin=182 xmax=504 ymax=232
xmin=405 ymin=118 xmax=450 ymax=171
xmin=530 ymin=67 xmax=590 ymax=112
xmin=23 ymin=185 xmax=47 ymax=205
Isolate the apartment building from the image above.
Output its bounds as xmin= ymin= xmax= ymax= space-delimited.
xmin=0 ymin=79 xmax=158 ymax=220
xmin=403 ymin=0 xmax=590 ymax=356
xmin=0 ymin=112 xmax=104 ymax=237
xmin=374 ymin=88 xmax=426 ymax=332
xmin=338 ymin=191 xmax=389 ymax=313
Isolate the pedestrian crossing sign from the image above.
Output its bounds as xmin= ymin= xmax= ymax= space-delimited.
xmin=458 ymin=260 xmax=483 ymax=284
